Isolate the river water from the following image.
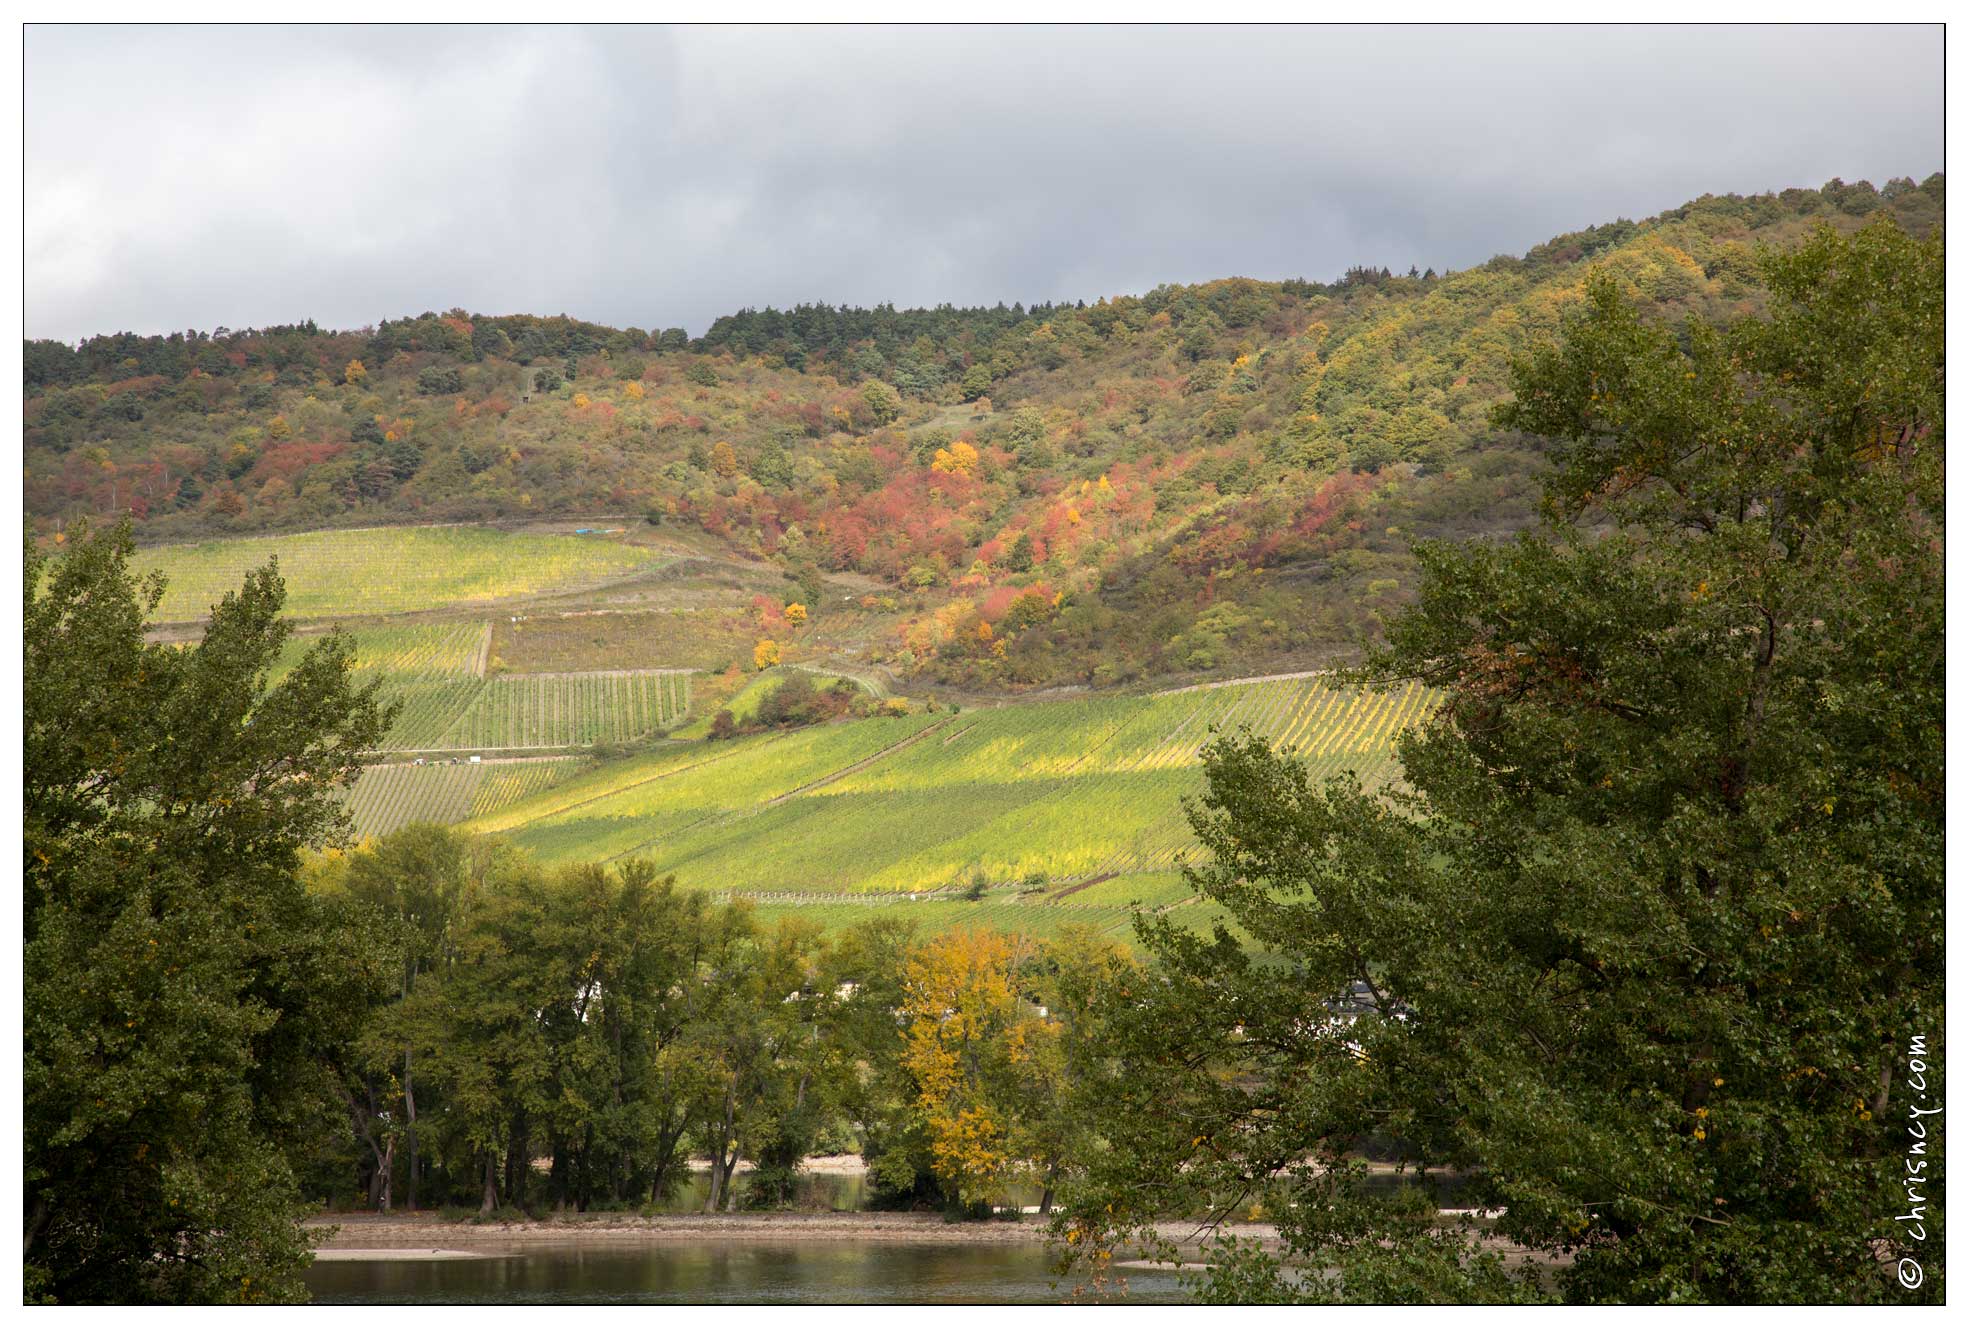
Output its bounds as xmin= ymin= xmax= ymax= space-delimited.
xmin=304 ymin=1167 xmax=1467 ymax=1302
xmin=303 ymin=1242 xmax=1191 ymax=1305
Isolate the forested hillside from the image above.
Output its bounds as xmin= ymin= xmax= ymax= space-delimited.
xmin=25 ymin=175 xmax=1942 ymax=689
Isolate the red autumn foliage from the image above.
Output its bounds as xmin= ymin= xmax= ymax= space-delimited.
xmin=249 ymin=441 xmax=347 ymax=485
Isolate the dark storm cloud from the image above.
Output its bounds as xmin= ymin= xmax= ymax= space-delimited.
xmin=25 ymin=23 xmax=1943 ymax=342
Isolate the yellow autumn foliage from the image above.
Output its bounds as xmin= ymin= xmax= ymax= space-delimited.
xmin=931 ymin=441 xmax=980 ymax=476
xmin=901 ymin=929 xmax=1023 ymax=1205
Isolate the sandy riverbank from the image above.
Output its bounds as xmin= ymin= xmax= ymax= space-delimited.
xmin=306 ymin=1210 xmax=1054 ymax=1250
xmin=766 ymin=1152 xmax=866 ymax=1176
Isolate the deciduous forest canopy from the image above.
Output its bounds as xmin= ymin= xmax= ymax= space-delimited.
xmin=23 ymin=176 xmax=1942 ymax=689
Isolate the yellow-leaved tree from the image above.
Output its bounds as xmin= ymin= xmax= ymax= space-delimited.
xmin=930 ymin=441 xmax=980 ymax=476
xmin=784 ymin=602 xmax=807 ymax=626
xmin=900 ymin=929 xmax=1049 ymax=1209
xmin=753 ymin=639 xmax=780 ymax=670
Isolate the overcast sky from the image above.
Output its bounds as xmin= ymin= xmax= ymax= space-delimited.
xmin=24 ymin=23 xmax=1944 ymax=344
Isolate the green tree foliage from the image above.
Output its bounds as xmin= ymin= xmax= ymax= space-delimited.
xmin=860 ymin=379 xmax=904 ymax=425
xmin=313 ymin=833 xmax=893 ymax=1217
xmin=24 ymin=524 xmax=392 ymax=1303
xmin=408 ymin=851 xmax=756 ymax=1213
xmin=296 ymin=841 xmax=1112 ymax=1226
xmin=327 ymin=823 xmax=469 ymax=1211
xmin=415 ymin=366 xmax=463 ymax=396
xmin=749 ymin=437 xmax=795 ymax=489
xmin=1062 ymin=219 xmax=1943 ymax=1303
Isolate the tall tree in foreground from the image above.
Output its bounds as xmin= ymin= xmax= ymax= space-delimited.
xmin=335 ymin=824 xmax=469 ymax=1212
xmin=24 ymin=525 xmax=392 ymax=1303
xmin=899 ymin=928 xmax=1074 ymax=1211
xmin=1062 ymin=218 xmax=1943 ymax=1303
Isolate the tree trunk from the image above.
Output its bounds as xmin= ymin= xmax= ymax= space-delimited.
xmin=506 ymin=1113 xmax=530 ymax=1211
xmin=375 ymin=1136 xmax=396 ymax=1212
xmin=706 ymin=1091 xmax=738 ymax=1213
xmin=343 ymin=1077 xmax=392 ymax=1211
xmin=479 ymin=1150 xmax=499 ymax=1216
xmin=25 ymin=1193 xmax=49 ymax=1263
xmin=403 ymin=1046 xmax=419 ymax=1211
xmin=578 ymin=1124 xmax=594 ymax=1213
xmin=612 ymin=1017 xmax=627 ymax=1203
xmin=649 ymin=1105 xmax=688 ymax=1207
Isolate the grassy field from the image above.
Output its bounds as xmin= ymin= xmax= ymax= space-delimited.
xmin=137 ymin=526 xmax=667 ymax=622
xmin=456 ymin=675 xmax=1435 ymax=932
xmin=461 ymin=738 xmax=771 ymax=835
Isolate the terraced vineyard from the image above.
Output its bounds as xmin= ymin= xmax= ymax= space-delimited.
xmin=273 ymin=622 xmax=692 ymax=752
xmin=136 ymin=525 xmax=667 ymax=622
xmin=342 ymin=756 xmax=589 ymax=840
xmin=218 ymin=561 xmax=1416 ymax=945
xmin=275 ymin=620 xmax=488 ymax=682
xmin=342 ymin=762 xmax=481 ymax=839
xmin=436 ymin=670 xmax=692 ymax=749
xmin=461 ymin=674 xmax=1436 ymax=934
xmin=266 ymin=621 xmax=460 ymax=682
xmin=469 ymin=757 xmax=595 ymax=819
xmin=269 ymin=621 xmax=485 ymax=749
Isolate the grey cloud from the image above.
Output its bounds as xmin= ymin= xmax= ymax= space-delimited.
xmin=25 ymin=23 xmax=1943 ymax=342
